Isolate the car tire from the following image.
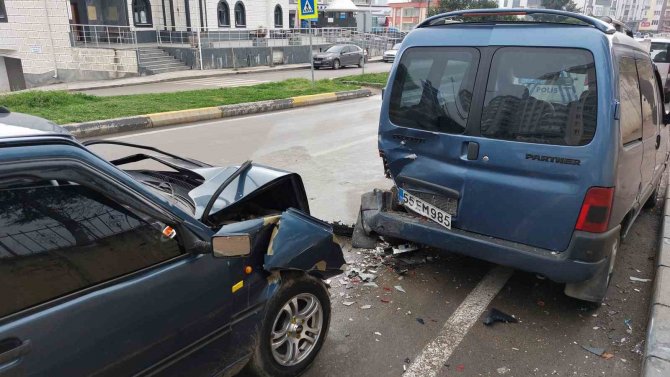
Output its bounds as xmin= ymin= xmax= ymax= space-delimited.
xmin=333 ymin=59 xmax=340 ymax=70
xmin=244 ymin=273 xmax=331 ymax=377
xmin=358 ymin=57 xmax=364 ymax=68
xmin=643 ymin=183 xmax=660 ymax=209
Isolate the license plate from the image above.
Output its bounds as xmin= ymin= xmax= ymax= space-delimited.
xmin=398 ymin=188 xmax=451 ymax=229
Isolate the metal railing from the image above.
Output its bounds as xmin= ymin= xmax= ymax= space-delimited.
xmin=69 ymin=24 xmax=138 ymax=48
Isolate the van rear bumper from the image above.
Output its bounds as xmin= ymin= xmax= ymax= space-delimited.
xmin=359 ymin=189 xmax=619 ymax=284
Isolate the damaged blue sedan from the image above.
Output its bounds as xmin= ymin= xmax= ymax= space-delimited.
xmin=0 ymin=113 xmax=345 ymax=376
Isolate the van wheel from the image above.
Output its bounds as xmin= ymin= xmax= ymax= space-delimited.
xmin=643 ymin=184 xmax=660 ymax=209
xmin=564 ymin=234 xmax=619 ymax=303
xmin=244 ymin=273 xmax=330 ymax=377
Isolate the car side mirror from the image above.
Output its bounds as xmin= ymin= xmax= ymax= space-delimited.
xmin=212 ymin=234 xmax=251 ymax=257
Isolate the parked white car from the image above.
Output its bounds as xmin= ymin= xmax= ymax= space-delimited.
xmin=383 ymin=43 xmax=402 ymax=63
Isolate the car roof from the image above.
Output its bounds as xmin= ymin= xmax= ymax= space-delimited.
xmin=650 ymin=38 xmax=670 ymax=43
xmin=0 ymin=109 xmax=71 ymax=141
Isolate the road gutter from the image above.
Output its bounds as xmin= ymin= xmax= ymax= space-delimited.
xmin=643 ymin=179 xmax=670 ymax=377
xmin=63 ymin=89 xmax=372 ymax=138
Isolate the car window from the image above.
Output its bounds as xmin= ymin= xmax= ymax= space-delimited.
xmin=0 ymin=180 xmax=183 ymax=318
xmin=481 ymin=47 xmax=597 ymax=146
xmin=326 ymin=45 xmax=343 ymax=53
xmin=651 ymin=42 xmax=670 ymax=63
xmin=618 ymin=56 xmax=643 ymax=144
xmin=389 ymin=47 xmax=480 ymax=134
xmin=636 ymin=58 xmax=661 ymax=136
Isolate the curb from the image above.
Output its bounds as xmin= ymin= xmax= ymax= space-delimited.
xmin=64 ymin=88 xmax=372 ymax=138
xmin=643 ymin=179 xmax=670 ymax=377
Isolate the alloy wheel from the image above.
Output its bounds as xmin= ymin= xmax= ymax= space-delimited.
xmin=270 ymin=293 xmax=324 ymax=367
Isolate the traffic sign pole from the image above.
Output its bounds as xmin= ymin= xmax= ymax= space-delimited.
xmin=308 ymin=21 xmax=314 ymax=85
xmin=298 ymin=0 xmax=318 ymax=86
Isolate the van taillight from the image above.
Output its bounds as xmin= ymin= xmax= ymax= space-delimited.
xmin=575 ymin=187 xmax=614 ymax=233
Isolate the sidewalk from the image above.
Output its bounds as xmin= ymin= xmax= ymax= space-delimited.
xmin=36 ymin=63 xmax=312 ymax=92
xmin=33 ymin=57 xmax=384 ymax=93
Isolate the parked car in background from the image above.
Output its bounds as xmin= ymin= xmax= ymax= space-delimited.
xmin=354 ymin=9 xmax=670 ymax=303
xmin=0 ymin=111 xmax=345 ymax=377
xmin=383 ymin=43 xmax=402 ymax=62
xmin=650 ymin=38 xmax=670 ymax=101
xmin=313 ymin=44 xmax=366 ymax=69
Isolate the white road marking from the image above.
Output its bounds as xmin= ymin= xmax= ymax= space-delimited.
xmin=403 ymin=265 xmax=514 ymax=377
xmin=312 ymin=135 xmax=377 ymax=157
xmin=107 ymin=96 xmax=380 ymax=140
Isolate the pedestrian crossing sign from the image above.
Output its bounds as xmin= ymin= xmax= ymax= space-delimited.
xmin=298 ymin=0 xmax=318 ymax=20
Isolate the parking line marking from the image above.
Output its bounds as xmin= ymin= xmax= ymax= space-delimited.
xmin=312 ymin=135 xmax=377 ymax=157
xmin=403 ymin=265 xmax=514 ymax=377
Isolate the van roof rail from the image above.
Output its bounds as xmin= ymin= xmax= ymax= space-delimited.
xmin=417 ymin=8 xmax=616 ymax=34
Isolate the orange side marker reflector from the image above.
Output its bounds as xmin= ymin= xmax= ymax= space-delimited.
xmin=244 ymin=266 xmax=253 ymax=275
xmin=162 ymin=226 xmax=176 ymax=239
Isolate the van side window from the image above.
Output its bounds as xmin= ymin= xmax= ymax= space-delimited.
xmin=481 ymin=47 xmax=597 ymax=146
xmin=0 ymin=180 xmax=183 ymax=318
xmin=636 ymin=58 xmax=661 ymax=134
xmin=650 ymin=42 xmax=670 ymax=64
xmin=389 ymin=47 xmax=479 ymax=135
xmin=618 ymin=56 xmax=643 ymax=144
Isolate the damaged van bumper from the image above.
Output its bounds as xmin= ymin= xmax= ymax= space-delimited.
xmin=357 ymin=189 xmax=618 ymax=284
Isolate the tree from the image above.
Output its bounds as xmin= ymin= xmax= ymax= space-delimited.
xmin=427 ymin=0 xmax=499 ymax=17
xmin=541 ymin=0 xmax=579 ymax=12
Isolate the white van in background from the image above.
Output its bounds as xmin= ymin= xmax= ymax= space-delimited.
xmin=650 ymin=38 xmax=670 ymax=101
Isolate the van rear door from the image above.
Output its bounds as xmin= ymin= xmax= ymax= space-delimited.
xmin=383 ymin=46 xmax=601 ymax=252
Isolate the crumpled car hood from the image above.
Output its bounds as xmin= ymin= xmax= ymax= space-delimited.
xmin=188 ymin=164 xmax=309 ymax=222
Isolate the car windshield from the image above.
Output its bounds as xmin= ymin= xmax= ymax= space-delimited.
xmin=651 ymin=42 xmax=670 ymax=63
xmin=326 ymin=45 xmax=345 ymax=53
xmin=392 ymin=44 xmax=401 ymax=50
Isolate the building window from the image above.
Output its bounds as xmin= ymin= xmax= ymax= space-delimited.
xmin=402 ymin=8 xmax=419 ymax=17
xmin=132 ymin=0 xmax=152 ymax=26
xmin=0 ymin=0 xmax=7 ymax=23
xmin=234 ymin=1 xmax=246 ymax=27
xmin=218 ymin=0 xmax=230 ymax=27
xmin=653 ymin=20 xmax=659 ymax=25
xmin=274 ymin=5 xmax=283 ymax=28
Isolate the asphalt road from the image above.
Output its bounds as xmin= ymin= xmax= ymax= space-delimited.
xmin=89 ymin=97 xmax=661 ymax=377
xmin=80 ymin=61 xmax=392 ymax=96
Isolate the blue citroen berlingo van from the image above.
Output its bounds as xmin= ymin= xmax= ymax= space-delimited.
xmin=355 ymin=9 xmax=670 ymax=302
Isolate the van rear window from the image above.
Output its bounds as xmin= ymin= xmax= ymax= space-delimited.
xmin=389 ymin=47 xmax=479 ymax=134
xmin=481 ymin=47 xmax=597 ymax=146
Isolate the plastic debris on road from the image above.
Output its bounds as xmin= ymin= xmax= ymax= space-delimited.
xmin=393 ymin=243 xmax=419 ymax=255
xmin=416 ymin=317 xmax=425 ymax=325
xmin=394 ymin=285 xmax=406 ymax=293
xmin=629 ymin=276 xmax=652 ymax=282
xmin=497 ymin=367 xmax=510 ymax=374
xmin=483 ymin=308 xmax=518 ymax=326
xmin=360 ymin=304 xmax=372 ymax=309
xmin=580 ymin=345 xmax=605 ymax=356
xmin=342 ymin=301 xmax=355 ymax=306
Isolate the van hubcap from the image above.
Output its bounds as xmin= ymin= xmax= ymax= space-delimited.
xmin=270 ymin=293 xmax=323 ymax=366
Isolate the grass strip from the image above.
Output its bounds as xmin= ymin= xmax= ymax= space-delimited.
xmin=0 ymin=78 xmax=358 ymax=124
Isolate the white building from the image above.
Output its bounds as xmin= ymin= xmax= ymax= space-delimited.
xmin=0 ymin=0 xmax=289 ymax=91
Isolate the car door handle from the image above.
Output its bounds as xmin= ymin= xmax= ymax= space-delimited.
xmin=0 ymin=338 xmax=31 ymax=366
xmin=466 ymin=141 xmax=479 ymax=160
